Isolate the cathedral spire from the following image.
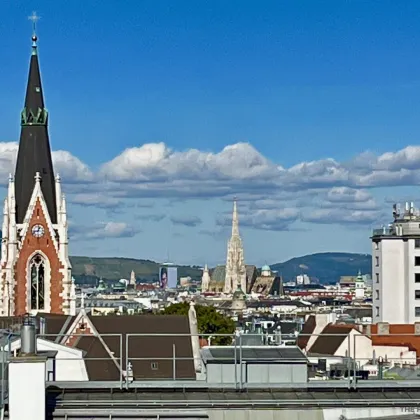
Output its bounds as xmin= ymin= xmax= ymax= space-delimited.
xmin=224 ymin=198 xmax=246 ymax=294
xmin=232 ymin=197 xmax=240 ymax=237
xmin=14 ymin=17 xmax=57 ymax=223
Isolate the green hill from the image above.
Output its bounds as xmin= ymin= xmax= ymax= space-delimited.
xmin=70 ymin=256 xmax=202 ymax=285
xmin=270 ymin=252 xmax=372 ymax=284
xmin=0 ymin=229 xmax=372 ymax=285
xmin=70 ymin=252 xmax=371 ymax=286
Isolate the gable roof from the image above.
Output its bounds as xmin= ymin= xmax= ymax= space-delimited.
xmin=72 ymin=314 xmax=196 ymax=381
xmin=309 ymin=324 xmax=355 ymax=355
xmin=76 ymin=336 xmax=120 ymax=381
xmin=297 ymin=315 xmax=316 ymax=349
xmin=40 ymin=313 xmax=76 ymax=342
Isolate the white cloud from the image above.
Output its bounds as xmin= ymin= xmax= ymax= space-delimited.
xmin=136 ymin=214 xmax=166 ymax=222
xmin=375 ymin=146 xmax=420 ymax=171
xmin=170 ymin=215 xmax=202 ymax=227
xmin=0 ymin=142 xmax=18 ymax=180
xmin=217 ymin=207 xmax=300 ymax=231
xmin=100 ymin=142 xmax=276 ymax=183
xmin=70 ymin=222 xmax=140 ymax=240
xmin=51 ymin=150 xmax=93 ymax=183
xmin=0 ymin=142 xmax=93 ymax=185
xmin=69 ymin=193 xmax=122 ymax=209
xmin=326 ymin=187 xmax=372 ymax=203
xmin=3 ymin=139 xmax=420 ymax=229
xmin=301 ymin=209 xmax=383 ymax=225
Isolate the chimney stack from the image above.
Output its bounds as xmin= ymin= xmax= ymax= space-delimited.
xmin=20 ymin=315 xmax=36 ymax=356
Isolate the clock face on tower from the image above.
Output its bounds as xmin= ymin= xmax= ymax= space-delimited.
xmin=31 ymin=224 xmax=45 ymax=238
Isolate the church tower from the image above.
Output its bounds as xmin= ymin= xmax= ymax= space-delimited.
xmin=0 ymin=21 xmax=75 ymax=316
xmin=224 ymin=199 xmax=247 ymax=294
xmin=201 ymin=264 xmax=210 ymax=292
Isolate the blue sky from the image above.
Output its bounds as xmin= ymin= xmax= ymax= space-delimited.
xmin=1 ymin=0 xmax=420 ymax=267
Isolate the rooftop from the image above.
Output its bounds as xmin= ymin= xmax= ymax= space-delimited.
xmin=202 ymin=346 xmax=307 ymax=364
xmin=372 ymin=202 xmax=420 ymax=237
xmin=45 ymin=385 xmax=420 ymax=409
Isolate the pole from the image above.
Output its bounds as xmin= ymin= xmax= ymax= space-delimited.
xmin=239 ymin=332 xmax=243 ymax=390
xmin=234 ymin=333 xmax=238 ymax=389
xmin=172 ymin=344 xmax=176 ymax=380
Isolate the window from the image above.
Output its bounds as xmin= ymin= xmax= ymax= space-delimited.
xmin=375 ymin=273 xmax=379 ymax=283
xmin=30 ymin=254 xmax=45 ymax=310
xmin=416 ymin=307 xmax=420 ymax=317
xmin=416 ymin=291 xmax=420 ymax=300
xmin=375 ymin=290 xmax=379 ymax=300
xmin=416 ymin=273 xmax=420 ymax=283
xmin=375 ymin=307 xmax=380 ymax=317
xmin=374 ymin=242 xmax=379 ymax=250
xmin=416 ymin=239 xmax=420 ymax=249
xmin=151 ymin=362 xmax=158 ymax=370
xmin=375 ymin=256 xmax=379 ymax=267
xmin=416 ymin=257 xmax=420 ymax=266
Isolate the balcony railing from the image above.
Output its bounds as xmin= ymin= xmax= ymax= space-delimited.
xmin=0 ymin=331 xmax=420 ymax=399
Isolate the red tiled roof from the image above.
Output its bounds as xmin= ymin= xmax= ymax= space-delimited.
xmin=371 ymin=324 xmax=420 ymax=358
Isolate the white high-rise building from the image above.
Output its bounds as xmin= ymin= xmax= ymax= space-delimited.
xmin=372 ymin=202 xmax=420 ymax=324
xmin=296 ymin=274 xmax=310 ymax=285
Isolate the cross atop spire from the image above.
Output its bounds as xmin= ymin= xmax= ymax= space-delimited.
xmin=28 ymin=12 xmax=40 ymax=52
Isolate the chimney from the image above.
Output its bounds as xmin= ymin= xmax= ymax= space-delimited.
xmin=377 ymin=322 xmax=389 ymax=335
xmin=39 ymin=317 xmax=47 ymax=336
xmin=20 ymin=315 xmax=37 ymax=356
xmin=275 ymin=326 xmax=282 ymax=345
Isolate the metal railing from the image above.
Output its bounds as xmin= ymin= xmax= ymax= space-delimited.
xmin=0 ymin=330 xmax=420 ymax=392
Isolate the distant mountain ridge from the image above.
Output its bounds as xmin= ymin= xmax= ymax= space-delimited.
xmin=69 ymin=252 xmax=370 ymax=285
xmin=69 ymin=256 xmax=202 ymax=285
xmin=270 ymin=252 xmax=372 ymax=284
xmin=0 ymin=232 xmax=372 ymax=285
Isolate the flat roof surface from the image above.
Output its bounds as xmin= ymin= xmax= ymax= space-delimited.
xmin=46 ymin=387 xmax=420 ymax=409
xmin=202 ymin=346 xmax=308 ymax=364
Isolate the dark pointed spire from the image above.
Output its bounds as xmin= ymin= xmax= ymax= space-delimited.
xmin=14 ymin=16 xmax=57 ymax=224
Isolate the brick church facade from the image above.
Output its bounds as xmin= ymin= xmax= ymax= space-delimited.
xmin=0 ymin=31 xmax=75 ymax=316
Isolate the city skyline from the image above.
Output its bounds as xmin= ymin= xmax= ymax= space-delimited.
xmin=1 ymin=1 xmax=420 ymax=265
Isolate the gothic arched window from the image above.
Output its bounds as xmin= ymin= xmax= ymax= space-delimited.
xmin=30 ymin=254 xmax=45 ymax=311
